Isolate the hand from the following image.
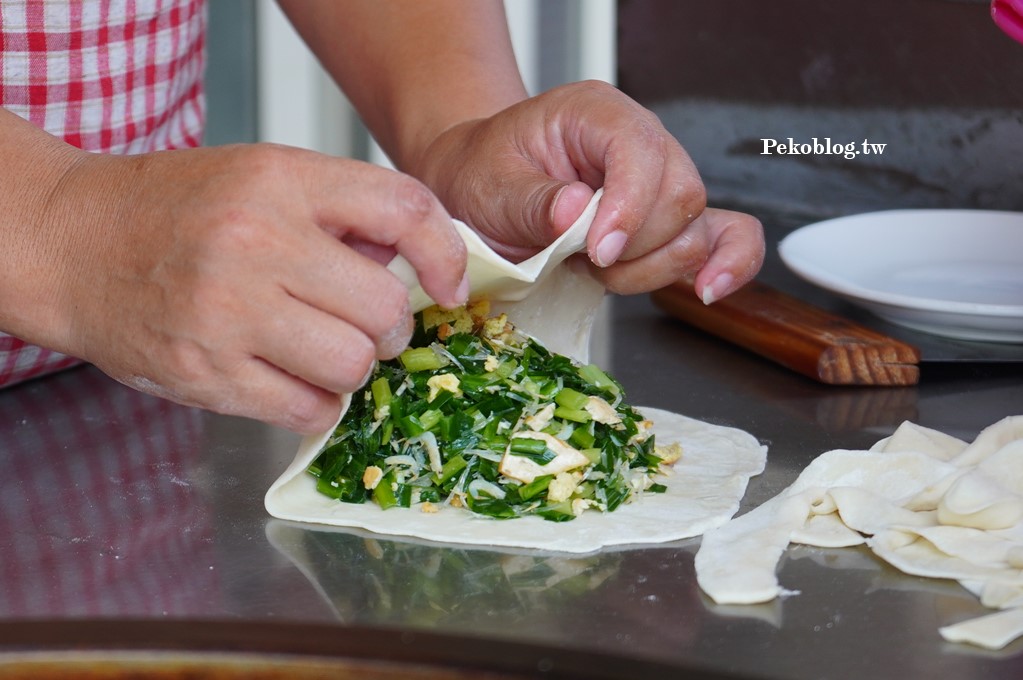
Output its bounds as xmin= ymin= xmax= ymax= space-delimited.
xmin=34 ymin=144 xmax=468 ymax=433
xmin=413 ymin=80 xmax=765 ymax=301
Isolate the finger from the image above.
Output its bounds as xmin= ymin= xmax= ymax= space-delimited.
xmin=252 ymin=294 xmax=389 ymax=396
xmin=341 ymin=234 xmax=398 ymax=266
xmin=450 ymin=163 xmax=595 ymax=263
xmin=279 ymin=230 xmax=415 ymax=360
xmin=300 ymin=160 xmax=469 ymax=308
xmin=587 ymin=218 xmax=712 ymax=295
xmin=691 ymin=209 xmax=766 ymax=304
xmin=583 ymin=116 xmax=706 ymax=268
xmin=222 ymin=358 xmax=345 ymax=434
xmin=502 ymin=178 xmax=595 ymax=262
xmin=122 ymin=356 xmax=344 ymax=435
xmin=587 ymin=208 xmax=764 ymax=297
xmin=550 ymin=181 xmax=596 ymax=236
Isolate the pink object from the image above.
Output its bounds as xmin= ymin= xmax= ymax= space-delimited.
xmin=992 ymin=0 xmax=1023 ymax=44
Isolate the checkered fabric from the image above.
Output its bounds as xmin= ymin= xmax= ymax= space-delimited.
xmin=0 ymin=0 xmax=207 ymax=388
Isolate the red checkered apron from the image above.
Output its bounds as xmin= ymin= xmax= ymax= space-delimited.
xmin=0 ymin=0 xmax=207 ymax=388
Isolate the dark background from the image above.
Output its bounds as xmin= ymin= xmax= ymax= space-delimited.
xmin=617 ymin=0 xmax=1023 ymax=226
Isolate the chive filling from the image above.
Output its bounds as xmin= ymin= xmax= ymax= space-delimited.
xmin=308 ymin=301 xmax=677 ymax=521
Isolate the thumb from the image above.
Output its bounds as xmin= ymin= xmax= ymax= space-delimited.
xmin=551 ymin=181 xmax=628 ymax=268
xmin=544 ymin=180 xmax=595 ymax=239
xmin=481 ymin=178 xmax=595 ymax=262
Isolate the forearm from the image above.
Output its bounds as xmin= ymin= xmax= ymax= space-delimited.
xmin=276 ymin=0 xmax=528 ymax=174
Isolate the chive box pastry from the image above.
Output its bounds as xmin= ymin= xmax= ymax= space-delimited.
xmin=265 ymin=191 xmax=766 ymax=552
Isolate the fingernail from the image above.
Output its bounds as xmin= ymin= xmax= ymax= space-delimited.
xmin=701 ymin=272 xmax=734 ymax=305
xmin=454 ymin=271 xmax=470 ymax=306
xmin=359 ymin=360 xmax=378 ymax=387
xmin=594 ymin=230 xmax=629 ymax=267
xmin=549 ymin=184 xmax=568 ymax=224
xmin=379 ymin=305 xmax=414 ymax=358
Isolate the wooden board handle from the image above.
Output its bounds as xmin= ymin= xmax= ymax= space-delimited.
xmin=650 ymin=280 xmax=921 ymax=386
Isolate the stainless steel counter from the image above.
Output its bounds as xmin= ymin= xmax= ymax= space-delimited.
xmin=2 ymin=239 xmax=1022 ymax=678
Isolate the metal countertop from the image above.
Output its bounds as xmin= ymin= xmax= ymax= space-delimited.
xmin=1 ymin=233 xmax=1021 ymax=679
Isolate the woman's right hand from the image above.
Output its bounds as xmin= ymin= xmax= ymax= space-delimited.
xmin=3 ymin=114 xmax=467 ymax=433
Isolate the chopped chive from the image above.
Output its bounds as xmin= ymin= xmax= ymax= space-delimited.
xmin=373 ymin=473 xmax=398 ymax=510
xmin=570 ymin=427 xmax=596 ymax=450
xmin=517 ymin=474 xmax=553 ymax=501
xmin=371 ymin=377 xmax=392 ymax=411
xmin=509 ymin=437 xmax=549 ymax=456
xmin=419 ymin=408 xmax=442 ymax=431
xmin=553 ymin=406 xmax=592 ymax=423
xmin=554 ymin=387 xmax=589 ymax=410
xmin=400 ymin=347 xmax=447 ymax=372
xmin=578 ymin=363 xmax=620 ymax=396
xmin=434 ymin=454 xmax=468 ymax=484
xmin=536 ymin=500 xmax=575 ymax=522
xmin=380 ymin=419 xmax=394 ymax=446
xmin=309 ymin=305 xmax=663 ymax=522
xmin=398 ymin=414 xmax=425 ymax=438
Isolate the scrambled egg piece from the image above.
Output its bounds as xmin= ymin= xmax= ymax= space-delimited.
xmin=499 ymin=432 xmax=590 ymax=484
xmin=482 ymin=313 xmax=513 ymax=344
xmin=629 ymin=419 xmax=654 ymax=445
xmin=427 ymin=373 xmax=462 ymax=402
xmin=422 ymin=306 xmax=473 ymax=335
xmin=362 ymin=465 xmax=384 ymax=490
xmin=524 ymin=403 xmax=556 ymax=432
xmin=547 ymin=471 xmax=582 ymax=502
xmin=655 ymin=441 xmax=684 ymax=466
xmin=422 ymin=299 xmax=492 ymax=335
xmin=572 ymin=498 xmax=595 ymax=516
xmin=585 ymin=396 xmax=622 ymax=425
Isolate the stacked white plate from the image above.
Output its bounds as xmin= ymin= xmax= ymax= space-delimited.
xmin=779 ymin=210 xmax=1023 ymax=342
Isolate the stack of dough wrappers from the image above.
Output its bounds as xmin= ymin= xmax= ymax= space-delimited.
xmin=696 ymin=416 xmax=1023 ymax=651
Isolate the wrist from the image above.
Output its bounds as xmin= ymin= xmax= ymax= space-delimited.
xmin=0 ymin=130 xmax=86 ymax=348
xmin=391 ymin=81 xmax=526 ymax=178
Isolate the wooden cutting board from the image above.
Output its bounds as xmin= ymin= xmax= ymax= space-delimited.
xmin=650 ymin=280 xmax=921 ymax=386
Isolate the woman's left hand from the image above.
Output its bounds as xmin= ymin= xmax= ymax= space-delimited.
xmin=414 ymin=80 xmax=765 ymax=302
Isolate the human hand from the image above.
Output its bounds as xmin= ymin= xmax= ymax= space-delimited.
xmin=413 ymin=80 xmax=764 ymax=301
xmin=34 ymin=144 xmax=468 ymax=433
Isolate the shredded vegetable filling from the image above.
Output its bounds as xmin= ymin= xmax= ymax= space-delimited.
xmin=308 ymin=301 xmax=681 ymax=521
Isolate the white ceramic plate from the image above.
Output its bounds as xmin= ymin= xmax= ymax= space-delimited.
xmin=778 ymin=209 xmax=1023 ymax=342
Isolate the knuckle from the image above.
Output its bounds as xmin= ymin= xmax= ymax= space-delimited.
xmin=161 ymin=340 xmax=211 ymax=390
xmin=277 ymin=391 xmax=338 ymax=434
xmin=391 ymin=177 xmax=438 ymax=224
xmin=599 ymin=277 xmax=629 ymax=296
xmin=622 ymin=108 xmax=668 ymax=145
xmin=673 ymin=182 xmax=707 ymax=223
xmin=688 ymin=179 xmax=709 ymax=210
xmin=568 ymin=79 xmax=617 ymax=99
xmin=207 ymin=208 xmax=263 ymax=254
xmin=665 ymin=231 xmax=707 ymax=273
xmin=238 ymin=143 xmax=291 ymax=177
